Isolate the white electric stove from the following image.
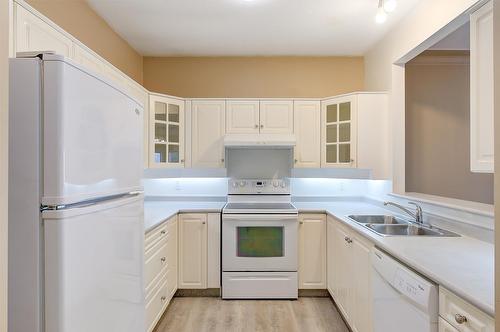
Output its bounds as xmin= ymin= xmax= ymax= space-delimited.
xmin=222 ymin=178 xmax=298 ymax=299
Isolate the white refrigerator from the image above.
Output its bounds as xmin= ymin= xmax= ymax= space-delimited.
xmin=9 ymin=53 xmax=145 ymax=332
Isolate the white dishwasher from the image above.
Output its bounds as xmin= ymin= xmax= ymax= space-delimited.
xmin=371 ymin=247 xmax=438 ymax=332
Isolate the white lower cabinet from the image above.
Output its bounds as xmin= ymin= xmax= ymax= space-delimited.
xmin=440 ymin=317 xmax=460 ymax=332
xmin=298 ymin=214 xmax=326 ymax=289
xmin=145 ymin=216 xmax=178 ymax=332
xmin=439 ymin=287 xmax=494 ymax=332
xmin=327 ymin=215 xmax=373 ymax=332
xmin=178 ymin=213 xmax=221 ymax=289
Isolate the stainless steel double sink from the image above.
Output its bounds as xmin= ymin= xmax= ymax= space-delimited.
xmin=347 ymin=215 xmax=460 ymax=237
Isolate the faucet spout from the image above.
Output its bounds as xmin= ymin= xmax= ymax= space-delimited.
xmin=383 ymin=201 xmax=424 ymax=224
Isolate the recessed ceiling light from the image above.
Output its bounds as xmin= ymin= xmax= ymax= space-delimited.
xmin=383 ymin=0 xmax=397 ymax=13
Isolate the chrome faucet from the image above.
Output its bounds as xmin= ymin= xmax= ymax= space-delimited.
xmin=383 ymin=201 xmax=423 ymax=224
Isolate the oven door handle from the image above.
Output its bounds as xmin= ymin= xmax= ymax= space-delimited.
xmin=223 ymin=214 xmax=298 ymax=222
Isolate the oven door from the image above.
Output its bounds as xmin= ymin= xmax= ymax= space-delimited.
xmin=222 ymin=214 xmax=298 ymax=272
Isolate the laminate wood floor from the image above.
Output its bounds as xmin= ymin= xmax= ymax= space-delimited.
xmin=154 ymin=297 xmax=349 ymax=332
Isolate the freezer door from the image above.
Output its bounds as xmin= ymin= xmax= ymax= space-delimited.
xmin=42 ymin=56 xmax=143 ymax=206
xmin=43 ymin=194 xmax=145 ymax=332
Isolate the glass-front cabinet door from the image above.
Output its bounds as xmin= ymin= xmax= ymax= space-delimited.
xmin=149 ymin=94 xmax=185 ymax=168
xmin=321 ymin=96 xmax=357 ymax=167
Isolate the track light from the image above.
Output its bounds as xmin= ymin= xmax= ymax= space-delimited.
xmin=375 ymin=0 xmax=397 ymax=24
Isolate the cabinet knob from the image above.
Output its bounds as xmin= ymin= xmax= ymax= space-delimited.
xmin=299 ymin=221 xmax=304 ymax=225
xmin=344 ymin=237 xmax=352 ymax=244
xmin=160 ymin=230 xmax=166 ymax=235
xmin=254 ymin=124 xmax=259 ymax=128
xmin=350 ymin=159 xmax=355 ymax=163
xmin=202 ymin=221 xmax=206 ymax=224
xmin=260 ymin=124 xmax=264 ymax=129
xmin=221 ymin=158 xmax=225 ymax=163
xmin=160 ymin=257 xmax=166 ymax=263
xmin=294 ymin=159 xmax=298 ymax=163
xmin=454 ymin=314 xmax=467 ymax=324
xmin=180 ymin=159 xmax=185 ymax=163
xmin=161 ymin=296 xmax=167 ymax=301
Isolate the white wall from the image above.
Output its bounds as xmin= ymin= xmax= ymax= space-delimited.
xmin=364 ymin=0 xmax=484 ymax=194
xmin=364 ymin=0 xmax=480 ymax=90
xmin=0 ymin=0 xmax=8 ymax=330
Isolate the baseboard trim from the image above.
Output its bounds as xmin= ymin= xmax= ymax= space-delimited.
xmin=175 ymin=288 xmax=221 ymax=297
xmin=298 ymin=289 xmax=330 ymax=297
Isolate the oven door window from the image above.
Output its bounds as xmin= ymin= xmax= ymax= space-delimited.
xmin=236 ymin=226 xmax=284 ymax=257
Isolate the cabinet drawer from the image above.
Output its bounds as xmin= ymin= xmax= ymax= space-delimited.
xmin=145 ymin=221 xmax=169 ymax=251
xmin=145 ymin=238 xmax=168 ymax=292
xmin=439 ymin=287 xmax=494 ymax=332
xmin=146 ymin=273 xmax=169 ymax=332
xmin=440 ymin=317 xmax=460 ymax=332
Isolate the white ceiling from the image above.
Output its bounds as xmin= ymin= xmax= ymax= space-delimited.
xmin=87 ymin=0 xmax=421 ymax=56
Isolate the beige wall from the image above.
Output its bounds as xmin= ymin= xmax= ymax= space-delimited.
xmin=405 ymin=51 xmax=493 ymax=204
xmin=143 ymin=56 xmax=364 ymax=98
xmin=25 ymin=0 xmax=143 ymax=83
xmin=1 ymin=0 xmax=8 ymax=330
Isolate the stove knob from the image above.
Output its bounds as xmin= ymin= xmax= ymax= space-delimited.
xmin=273 ymin=181 xmax=279 ymax=188
xmin=232 ymin=182 xmax=238 ymax=188
xmin=281 ymin=182 xmax=286 ymax=188
xmin=239 ymin=181 xmax=246 ymax=187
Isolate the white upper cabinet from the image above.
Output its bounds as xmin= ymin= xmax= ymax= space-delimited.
xmin=321 ymin=95 xmax=357 ymax=168
xmin=14 ymin=3 xmax=72 ymax=57
xmin=321 ymin=93 xmax=389 ymax=179
xmin=226 ymin=100 xmax=260 ymax=134
xmin=191 ymin=100 xmax=226 ymax=168
xmin=470 ymin=0 xmax=493 ymax=173
xmin=149 ymin=94 xmax=185 ymax=168
xmin=72 ymin=44 xmax=107 ymax=75
xmin=259 ymin=100 xmax=294 ymax=134
xmin=294 ymin=101 xmax=321 ymax=168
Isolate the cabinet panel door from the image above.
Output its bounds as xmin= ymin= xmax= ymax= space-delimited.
xmin=207 ymin=213 xmax=221 ymax=288
xmin=15 ymin=4 xmax=72 ymax=57
xmin=294 ymin=101 xmax=321 ymax=168
xmin=332 ymin=221 xmax=353 ymax=321
xmin=321 ymin=96 xmax=357 ymax=168
xmin=326 ymin=216 xmax=336 ymax=297
xmin=72 ymin=44 xmax=106 ymax=76
xmin=191 ymin=100 xmax=226 ymax=168
xmin=167 ymin=219 xmax=178 ymax=298
xmin=226 ymin=100 xmax=259 ymax=134
xmin=470 ymin=1 xmax=494 ymax=173
xmin=259 ymin=100 xmax=294 ymax=134
xmin=298 ymin=214 xmax=326 ymax=289
xmin=178 ymin=214 xmax=207 ymax=289
xmin=149 ymin=95 xmax=185 ymax=168
xmin=352 ymin=235 xmax=373 ymax=332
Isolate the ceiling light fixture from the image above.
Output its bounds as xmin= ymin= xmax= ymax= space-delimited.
xmin=375 ymin=0 xmax=397 ymax=24
xmin=375 ymin=0 xmax=387 ymax=24
xmin=383 ymin=0 xmax=397 ymax=12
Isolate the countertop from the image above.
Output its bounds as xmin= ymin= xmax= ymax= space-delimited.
xmin=144 ymin=199 xmax=494 ymax=317
xmin=144 ymin=200 xmax=225 ymax=232
xmin=293 ymin=201 xmax=494 ymax=317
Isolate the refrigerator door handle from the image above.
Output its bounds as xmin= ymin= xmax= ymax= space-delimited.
xmin=40 ymin=191 xmax=144 ymax=212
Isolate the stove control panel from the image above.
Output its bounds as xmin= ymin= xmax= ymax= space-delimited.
xmin=228 ymin=178 xmax=290 ymax=194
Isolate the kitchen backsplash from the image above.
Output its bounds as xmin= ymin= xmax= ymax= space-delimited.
xmin=143 ymin=177 xmax=392 ymax=199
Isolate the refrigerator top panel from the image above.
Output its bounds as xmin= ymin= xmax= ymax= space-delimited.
xmin=41 ymin=55 xmax=144 ymax=205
